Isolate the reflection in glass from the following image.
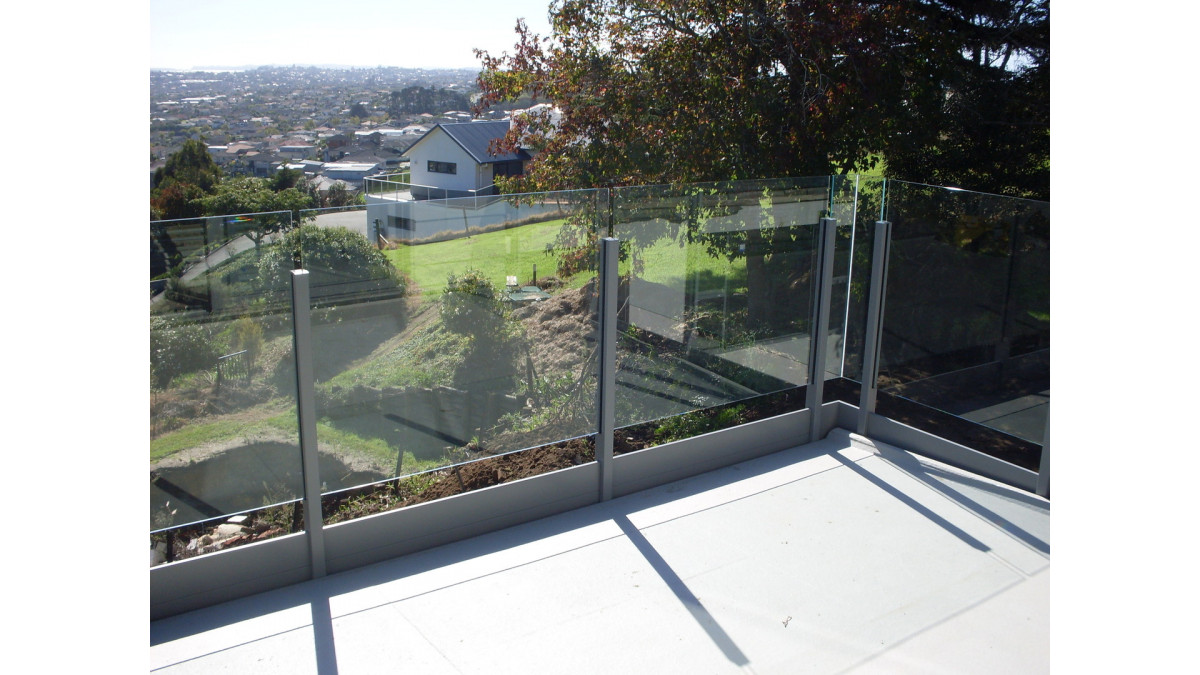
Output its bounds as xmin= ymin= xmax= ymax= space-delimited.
xmin=150 ymin=214 xmax=303 ymax=534
xmin=875 ymin=181 xmax=1049 ymax=464
xmin=611 ymin=178 xmax=828 ymax=432
xmin=308 ymin=190 xmax=603 ymax=500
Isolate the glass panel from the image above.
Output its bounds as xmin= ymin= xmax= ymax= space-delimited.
xmin=150 ymin=214 xmax=303 ymax=558
xmin=300 ymin=205 xmax=369 ymax=242
xmin=308 ymin=189 xmax=603 ymax=517
xmin=826 ymin=174 xmax=866 ymax=387
xmin=610 ymin=178 xmax=826 ymax=448
xmin=877 ymin=181 xmax=1049 ymax=469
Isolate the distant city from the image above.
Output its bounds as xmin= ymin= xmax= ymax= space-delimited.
xmin=151 ymin=65 xmax=501 ymax=186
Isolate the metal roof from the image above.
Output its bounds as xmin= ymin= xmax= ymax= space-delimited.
xmin=407 ymin=121 xmax=531 ymax=165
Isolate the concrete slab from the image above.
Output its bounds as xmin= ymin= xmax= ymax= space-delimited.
xmin=150 ymin=433 xmax=1049 ymax=674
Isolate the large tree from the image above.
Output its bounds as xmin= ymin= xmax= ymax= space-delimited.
xmin=474 ymin=1 xmax=1047 ymax=332
xmin=474 ymin=0 xmax=1047 ymax=198
xmin=884 ymin=0 xmax=1049 ymax=199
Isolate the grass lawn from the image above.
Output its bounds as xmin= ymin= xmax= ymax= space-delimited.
xmin=631 ymin=233 xmax=748 ymax=294
xmin=150 ymin=412 xmax=297 ymax=461
xmin=385 ymin=218 xmax=576 ymax=299
xmin=381 ymin=212 xmax=750 ymax=301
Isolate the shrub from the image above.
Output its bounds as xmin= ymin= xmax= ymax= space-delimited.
xmin=440 ymin=269 xmax=507 ymax=337
xmin=150 ymin=316 xmax=224 ymax=389
xmin=257 ymin=225 xmax=407 ymax=300
xmin=231 ymin=317 xmax=264 ymax=370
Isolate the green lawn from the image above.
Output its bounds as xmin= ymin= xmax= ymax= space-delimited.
xmin=630 ymin=234 xmax=747 ymax=294
xmin=385 ymin=218 xmax=574 ymax=299
xmin=382 ymin=215 xmax=750 ymax=301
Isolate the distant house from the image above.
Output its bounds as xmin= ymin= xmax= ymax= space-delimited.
xmin=278 ymin=143 xmax=316 ymax=160
xmin=402 ymin=121 xmax=530 ymax=199
xmin=323 ymin=162 xmax=382 ymax=185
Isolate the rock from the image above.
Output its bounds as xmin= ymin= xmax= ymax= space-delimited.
xmin=219 ymin=534 xmax=249 ymax=549
xmin=216 ymin=523 xmax=247 ymax=537
xmin=150 ymin=542 xmax=167 ymax=567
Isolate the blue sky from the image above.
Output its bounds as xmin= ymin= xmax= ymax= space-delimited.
xmin=150 ymin=0 xmax=554 ymax=70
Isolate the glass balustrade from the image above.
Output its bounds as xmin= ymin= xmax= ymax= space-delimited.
xmin=874 ymin=180 xmax=1049 ymax=469
xmin=305 ymin=189 xmax=604 ymax=519
xmin=149 ymin=176 xmax=1050 ymax=560
xmin=150 ymin=214 xmax=305 ymax=558
xmin=610 ymin=178 xmax=828 ymax=448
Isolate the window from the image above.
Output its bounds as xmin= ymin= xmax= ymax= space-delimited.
xmin=389 ymin=216 xmax=415 ymax=231
xmin=428 ymin=160 xmax=456 ymax=174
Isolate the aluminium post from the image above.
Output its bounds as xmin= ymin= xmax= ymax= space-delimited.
xmin=1036 ymin=401 xmax=1050 ymax=498
xmin=290 ymin=269 xmax=327 ymax=578
xmin=806 ymin=217 xmax=838 ymax=442
xmin=857 ymin=220 xmax=893 ymax=435
xmin=597 ymin=237 xmax=619 ymax=501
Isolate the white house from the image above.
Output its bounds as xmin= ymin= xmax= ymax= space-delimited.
xmin=402 ymin=121 xmax=530 ymax=199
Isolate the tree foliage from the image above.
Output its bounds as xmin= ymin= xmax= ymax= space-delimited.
xmin=151 ymin=140 xmax=224 ymax=220
xmin=152 ymin=139 xmax=222 ymax=193
xmin=257 ymin=225 xmax=406 ymax=298
xmin=474 ymin=0 xmax=1048 ymax=199
xmin=884 ymin=0 xmax=1049 ymax=199
xmin=196 ymin=177 xmax=315 ymax=250
xmin=150 ymin=315 xmax=223 ymax=389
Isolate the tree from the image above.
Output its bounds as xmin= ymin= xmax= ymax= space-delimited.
xmin=325 ymin=181 xmax=361 ymax=208
xmin=152 ymin=139 xmax=221 ymax=193
xmin=269 ymin=167 xmax=303 ymax=192
xmin=198 ymin=177 xmax=314 ymax=251
xmin=882 ymin=0 xmax=1049 ymax=199
xmin=151 ymin=139 xmax=223 ymax=220
xmin=476 ymin=1 xmax=939 ymax=191
xmin=150 ymin=179 xmax=208 ymax=221
xmin=473 ymin=1 xmax=1048 ymax=330
xmin=474 ymin=0 xmax=1047 ymax=198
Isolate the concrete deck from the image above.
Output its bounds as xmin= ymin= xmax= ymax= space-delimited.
xmin=150 ymin=429 xmax=1049 ymax=674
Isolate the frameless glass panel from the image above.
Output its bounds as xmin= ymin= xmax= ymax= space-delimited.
xmin=825 ymin=174 xmax=868 ymax=391
xmin=301 ymin=205 xmax=369 ymax=240
xmin=150 ymin=215 xmax=303 ymax=555
xmin=610 ymin=178 xmax=826 ymax=447
xmin=306 ymin=190 xmax=603 ymax=515
xmin=877 ymin=181 xmax=1049 ymax=469
xmin=151 ymin=211 xmax=297 ymax=309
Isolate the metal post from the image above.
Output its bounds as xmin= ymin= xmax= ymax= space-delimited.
xmin=838 ymin=174 xmax=861 ymax=378
xmin=597 ymin=237 xmax=619 ymax=501
xmin=857 ymin=221 xmax=893 ymax=435
xmin=806 ymin=217 xmax=838 ymax=442
xmin=1036 ymin=401 xmax=1050 ymax=498
xmin=290 ymin=269 xmax=327 ymax=578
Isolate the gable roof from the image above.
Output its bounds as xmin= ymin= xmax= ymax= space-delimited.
xmin=405 ymin=121 xmax=531 ymax=165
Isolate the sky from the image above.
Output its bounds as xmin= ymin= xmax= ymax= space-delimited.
xmin=151 ymin=0 xmax=554 ymax=70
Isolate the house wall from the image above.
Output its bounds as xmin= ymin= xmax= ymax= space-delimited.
xmin=408 ymin=129 xmax=481 ymax=195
